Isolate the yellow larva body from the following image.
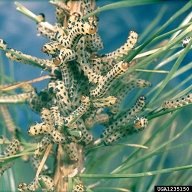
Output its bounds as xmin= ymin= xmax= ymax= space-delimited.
xmin=101 ymin=95 xmax=146 ymax=138
xmin=38 ymin=175 xmax=54 ymax=191
xmin=101 ymin=30 xmax=138 ymax=61
xmin=0 ymin=139 xmax=20 ymax=176
xmin=0 ymin=38 xmax=7 ymax=50
xmin=0 ymin=105 xmax=17 ymax=135
xmin=110 ymin=79 xmax=151 ymax=114
xmin=90 ymin=60 xmax=129 ymax=98
xmin=64 ymin=96 xmax=90 ymax=126
xmin=72 ymin=183 xmax=85 ymax=192
xmin=104 ymin=117 xmax=148 ymax=145
xmin=162 ymin=92 xmax=192 ymax=109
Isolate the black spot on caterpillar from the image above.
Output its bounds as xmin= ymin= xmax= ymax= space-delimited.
xmin=162 ymin=92 xmax=192 ymax=109
xmin=0 ymin=38 xmax=7 ymax=50
xmin=110 ymin=79 xmax=151 ymax=114
xmin=72 ymin=183 xmax=85 ymax=192
xmin=182 ymin=37 xmax=191 ymax=47
xmin=104 ymin=116 xmax=148 ymax=145
xmin=101 ymin=30 xmax=138 ymax=62
xmin=101 ymin=95 xmax=146 ymax=139
xmin=64 ymin=96 xmax=90 ymax=126
xmin=0 ymin=139 xmax=20 ymax=176
xmin=90 ymin=60 xmax=129 ymax=98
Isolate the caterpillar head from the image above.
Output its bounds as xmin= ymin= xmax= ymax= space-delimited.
xmin=36 ymin=13 xmax=45 ymax=23
xmin=18 ymin=182 xmax=27 ymax=191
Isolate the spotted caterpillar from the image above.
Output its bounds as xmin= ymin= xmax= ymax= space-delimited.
xmin=85 ymin=33 xmax=104 ymax=52
xmin=104 ymin=117 xmax=148 ymax=145
xmin=41 ymin=41 xmax=63 ymax=57
xmin=0 ymin=139 xmax=20 ymax=176
xmin=162 ymin=92 xmax=192 ymax=109
xmin=4 ymin=47 xmax=60 ymax=76
xmin=18 ymin=174 xmax=54 ymax=192
xmin=0 ymin=38 xmax=7 ymax=50
xmin=101 ymin=30 xmax=138 ymax=62
xmin=76 ymin=37 xmax=102 ymax=83
xmin=48 ymin=80 xmax=72 ymax=114
xmin=50 ymin=105 xmax=64 ymax=130
xmin=0 ymin=92 xmax=32 ymax=105
xmin=0 ymin=105 xmax=17 ymax=135
xmin=101 ymin=95 xmax=146 ymax=138
xmin=55 ymin=20 xmax=97 ymax=49
xmin=182 ymin=37 xmax=191 ymax=47
xmin=51 ymin=1 xmax=70 ymax=26
xmin=28 ymin=122 xmax=67 ymax=145
xmin=64 ymin=96 xmax=90 ymax=126
xmin=72 ymin=183 xmax=85 ymax=192
xmin=110 ymin=79 xmax=151 ymax=114
xmin=28 ymin=88 xmax=52 ymax=114
xmin=90 ymin=60 xmax=129 ymax=98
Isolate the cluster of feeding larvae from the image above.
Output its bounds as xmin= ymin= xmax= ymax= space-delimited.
xmin=0 ymin=1 xmax=155 ymax=191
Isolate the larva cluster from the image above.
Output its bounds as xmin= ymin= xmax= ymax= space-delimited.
xmin=0 ymin=0 xmax=151 ymax=190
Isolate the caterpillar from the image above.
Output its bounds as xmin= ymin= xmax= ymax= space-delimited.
xmin=0 ymin=91 xmax=33 ymax=104
xmin=75 ymin=37 xmax=102 ymax=84
xmin=182 ymin=37 xmax=191 ymax=47
xmin=0 ymin=139 xmax=20 ymax=176
xmin=101 ymin=30 xmax=138 ymax=62
xmin=4 ymin=47 xmax=61 ymax=76
xmin=72 ymin=183 xmax=85 ymax=192
xmin=63 ymin=96 xmax=90 ymax=126
xmin=82 ymin=0 xmax=94 ymax=15
xmin=18 ymin=178 xmax=39 ymax=191
xmin=38 ymin=175 xmax=54 ymax=191
xmin=90 ymin=60 xmax=129 ymax=98
xmin=51 ymin=1 xmax=70 ymax=26
xmin=0 ymin=38 xmax=7 ymax=50
xmin=56 ymin=20 xmax=97 ymax=49
xmin=104 ymin=117 xmax=148 ymax=145
xmin=51 ymin=80 xmax=72 ymax=114
xmin=50 ymin=105 xmax=64 ymax=130
xmin=162 ymin=92 xmax=192 ymax=109
xmin=101 ymin=95 xmax=146 ymax=138
xmin=85 ymin=33 xmax=104 ymax=52
xmin=18 ymin=175 xmax=54 ymax=192
xmin=41 ymin=41 xmax=63 ymax=57
xmin=28 ymin=88 xmax=52 ymax=114
xmin=0 ymin=105 xmax=17 ymax=135
xmin=66 ymin=12 xmax=81 ymax=31
xmin=28 ymin=122 xmax=67 ymax=145
xmin=53 ymin=48 xmax=76 ymax=94
xmin=110 ymin=79 xmax=151 ymax=114
xmin=2 ymin=139 xmax=20 ymax=157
